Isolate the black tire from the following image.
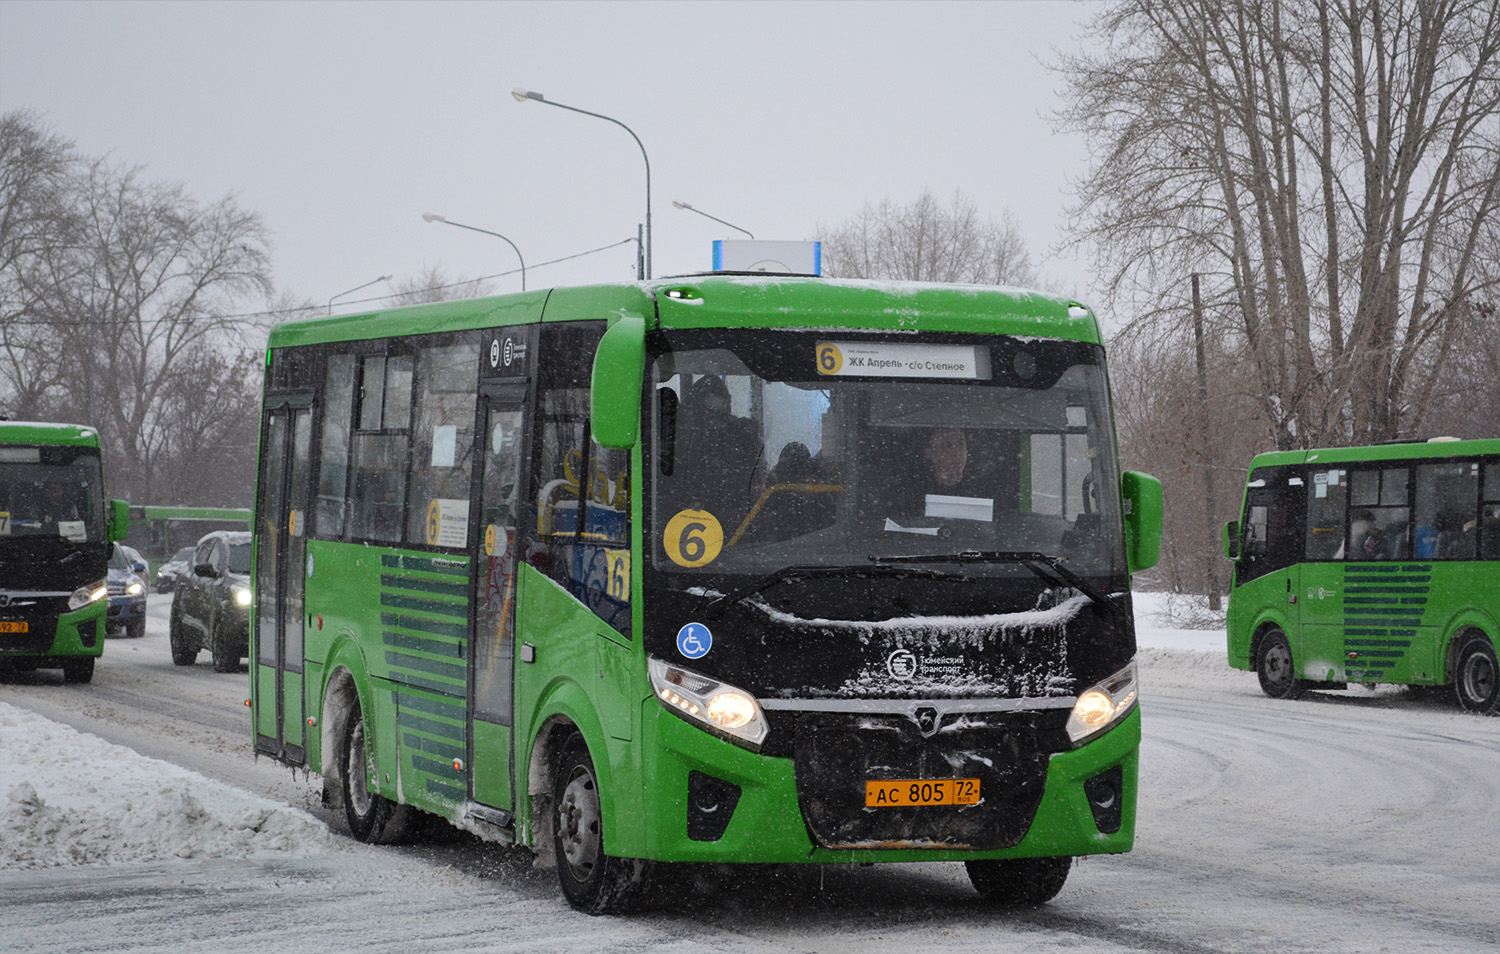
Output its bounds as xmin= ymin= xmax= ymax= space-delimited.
xmin=966 ymin=856 xmax=1072 ymax=906
xmin=209 ymin=616 xmax=236 ymax=673
xmin=1256 ymin=628 xmax=1303 ymax=699
xmin=338 ymin=699 xmax=412 ymax=843
xmin=61 ymin=656 xmax=95 ymax=684
xmin=553 ymin=732 xmax=652 ymax=914
xmin=1453 ymin=634 xmax=1500 ymax=715
xmin=125 ymin=617 xmax=145 ymax=640
xmin=169 ymin=601 xmax=197 ymax=666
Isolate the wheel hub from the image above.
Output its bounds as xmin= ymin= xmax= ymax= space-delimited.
xmin=558 ymin=770 xmax=601 ymax=877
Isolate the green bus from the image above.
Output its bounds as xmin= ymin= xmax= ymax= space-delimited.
xmin=250 ymin=277 xmax=1162 ymax=912
xmin=0 ymin=421 xmax=130 ymax=683
xmin=1223 ymin=438 xmax=1500 ymax=713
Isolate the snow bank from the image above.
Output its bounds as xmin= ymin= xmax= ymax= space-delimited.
xmin=0 ymin=702 xmax=342 ymax=869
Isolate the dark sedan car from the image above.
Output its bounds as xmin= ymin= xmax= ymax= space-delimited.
xmin=169 ymin=530 xmax=251 ymax=672
xmin=154 ymin=546 xmax=195 ymax=593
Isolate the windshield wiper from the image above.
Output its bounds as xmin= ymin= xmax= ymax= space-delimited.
xmin=699 ymin=563 xmax=951 ymax=620
xmin=867 ymin=550 xmax=1123 ymax=622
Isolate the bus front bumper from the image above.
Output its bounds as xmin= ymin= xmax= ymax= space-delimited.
xmin=0 ymin=602 xmax=106 ymax=661
xmin=632 ymin=702 xmax=1139 ymax=864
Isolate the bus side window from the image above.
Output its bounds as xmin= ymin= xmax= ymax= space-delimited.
xmin=1305 ymin=470 xmax=1347 ymax=560
xmin=1482 ymin=463 xmax=1500 ymax=560
xmin=528 ymin=322 xmax=631 ymax=638
xmin=1415 ymin=462 xmax=1478 ymax=560
xmin=1347 ymin=466 xmax=1411 ymax=561
xmin=349 ymin=354 xmax=413 ymax=543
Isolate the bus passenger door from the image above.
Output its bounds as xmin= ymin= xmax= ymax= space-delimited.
xmin=254 ymin=400 xmax=313 ymax=764
xmin=1237 ymin=470 xmax=1305 ymax=672
xmin=469 ymin=391 xmax=526 ymax=813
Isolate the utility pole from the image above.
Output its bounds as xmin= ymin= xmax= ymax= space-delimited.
xmin=1192 ymin=273 xmax=1221 ymax=611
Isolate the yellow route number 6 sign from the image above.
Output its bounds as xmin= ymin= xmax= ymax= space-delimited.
xmin=663 ymin=509 xmax=723 ymax=568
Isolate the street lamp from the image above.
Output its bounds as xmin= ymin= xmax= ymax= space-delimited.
xmin=423 ymin=213 xmax=526 ymax=291
xmin=328 ymin=274 xmax=392 ymax=315
xmin=513 ymin=87 xmax=652 ymax=280
xmin=672 ymin=200 xmax=754 ymax=239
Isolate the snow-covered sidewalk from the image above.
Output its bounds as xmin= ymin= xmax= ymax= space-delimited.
xmin=1 ymin=702 xmax=343 ymax=869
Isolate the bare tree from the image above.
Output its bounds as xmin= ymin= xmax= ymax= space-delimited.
xmin=1057 ymin=0 xmax=1500 ymax=448
xmin=384 ymin=265 xmax=494 ymax=307
xmin=817 ymin=189 xmax=1039 ymax=286
xmin=0 ymin=110 xmax=80 ymax=419
xmin=1 ymin=113 xmax=275 ymax=504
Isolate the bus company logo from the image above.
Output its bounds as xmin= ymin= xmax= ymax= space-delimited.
xmin=886 ymin=649 xmax=917 ymax=681
xmin=913 ymin=706 xmax=939 ymax=735
xmin=489 ymin=338 xmax=501 ymax=368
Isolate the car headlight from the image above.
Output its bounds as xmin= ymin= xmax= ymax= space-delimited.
xmin=126 ymin=581 xmax=144 ymax=596
xmin=648 ymin=656 xmax=769 ymax=750
xmin=68 ymin=578 xmax=109 ymax=611
xmin=1065 ymin=661 xmax=1138 ymax=745
xmin=233 ymin=586 xmax=253 ymax=607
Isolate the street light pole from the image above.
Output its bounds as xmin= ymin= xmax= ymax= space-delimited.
xmin=422 ymin=213 xmax=526 ymax=291
xmin=513 ymin=88 xmax=652 ymax=280
xmin=328 ymin=274 xmax=392 ymax=315
xmin=672 ymin=200 xmax=755 ymax=239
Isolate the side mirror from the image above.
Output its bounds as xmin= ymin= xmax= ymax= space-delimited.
xmin=107 ymin=500 xmax=130 ymax=542
xmin=132 ymin=561 xmax=147 ymax=574
xmin=1223 ymin=521 xmax=1241 ymax=561
xmin=590 ymin=313 xmax=646 ymax=449
xmin=1120 ymin=471 xmax=1163 ymax=573
xmin=194 ymin=562 xmax=218 ymax=579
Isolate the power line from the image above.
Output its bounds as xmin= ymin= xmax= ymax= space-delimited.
xmin=0 ymin=237 xmax=641 ymax=328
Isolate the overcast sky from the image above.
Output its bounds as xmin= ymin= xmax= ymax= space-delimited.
xmin=2 ymin=0 xmax=1102 ymax=317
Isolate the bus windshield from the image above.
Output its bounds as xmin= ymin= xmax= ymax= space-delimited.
xmin=649 ymin=330 xmax=1125 ymax=581
xmin=0 ymin=448 xmax=106 ymax=544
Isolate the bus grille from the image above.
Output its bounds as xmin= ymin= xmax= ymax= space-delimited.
xmin=791 ymin=710 xmax=1063 ymax=851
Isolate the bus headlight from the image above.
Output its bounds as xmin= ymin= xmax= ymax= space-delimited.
xmin=68 ymin=578 xmax=109 ymax=611
xmin=648 ymin=656 xmax=769 ymax=750
xmin=233 ymin=586 xmax=253 ymax=607
xmin=1065 ymin=661 xmax=1138 ymax=745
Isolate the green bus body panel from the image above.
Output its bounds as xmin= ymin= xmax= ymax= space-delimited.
xmin=1 ymin=421 xmax=113 ymax=661
xmin=471 ymin=720 xmax=512 ymax=809
xmin=264 ymin=278 xmax=1099 ymax=348
xmin=256 ymin=665 xmax=277 ymax=736
xmin=1227 ymin=439 xmax=1500 ymax=684
xmin=0 ymin=422 xmax=103 ymax=448
xmin=1244 ymin=438 xmax=1500 ymax=470
xmin=301 ymin=539 xmax=474 ymax=822
xmin=513 ymin=562 xmax=646 ymax=854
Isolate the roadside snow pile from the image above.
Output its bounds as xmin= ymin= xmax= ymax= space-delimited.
xmin=0 ymin=702 xmax=342 ymax=869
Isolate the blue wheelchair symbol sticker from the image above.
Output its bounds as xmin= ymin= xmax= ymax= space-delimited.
xmin=676 ymin=622 xmax=713 ymax=660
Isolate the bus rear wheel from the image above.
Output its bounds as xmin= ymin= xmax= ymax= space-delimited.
xmin=552 ymin=732 xmax=652 ymax=914
xmin=338 ymin=700 xmax=412 ymax=843
xmin=965 ymin=857 xmax=1071 ymax=905
xmin=1256 ymin=628 xmax=1303 ymax=699
xmin=1453 ymin=634 xmax=1499 ymax=715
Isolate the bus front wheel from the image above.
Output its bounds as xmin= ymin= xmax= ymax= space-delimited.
xmin=338 ymin=700 xmax=412 ymax=843
xmin=552 ymin=732 xmax=652 ymax=914
xmin=1256 ymin=628 xmax=1303 ymax=699
xmin=61 ymin=657 xmax=95 ymax=684
xmin=1453 ymin=634 xmax=1499 ymax=715
xmin=965 ymin=857 xmax=1071 ymax=905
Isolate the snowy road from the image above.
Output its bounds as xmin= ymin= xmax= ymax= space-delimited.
xmin=3 ymin=595 xmax=1498 ymax=953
